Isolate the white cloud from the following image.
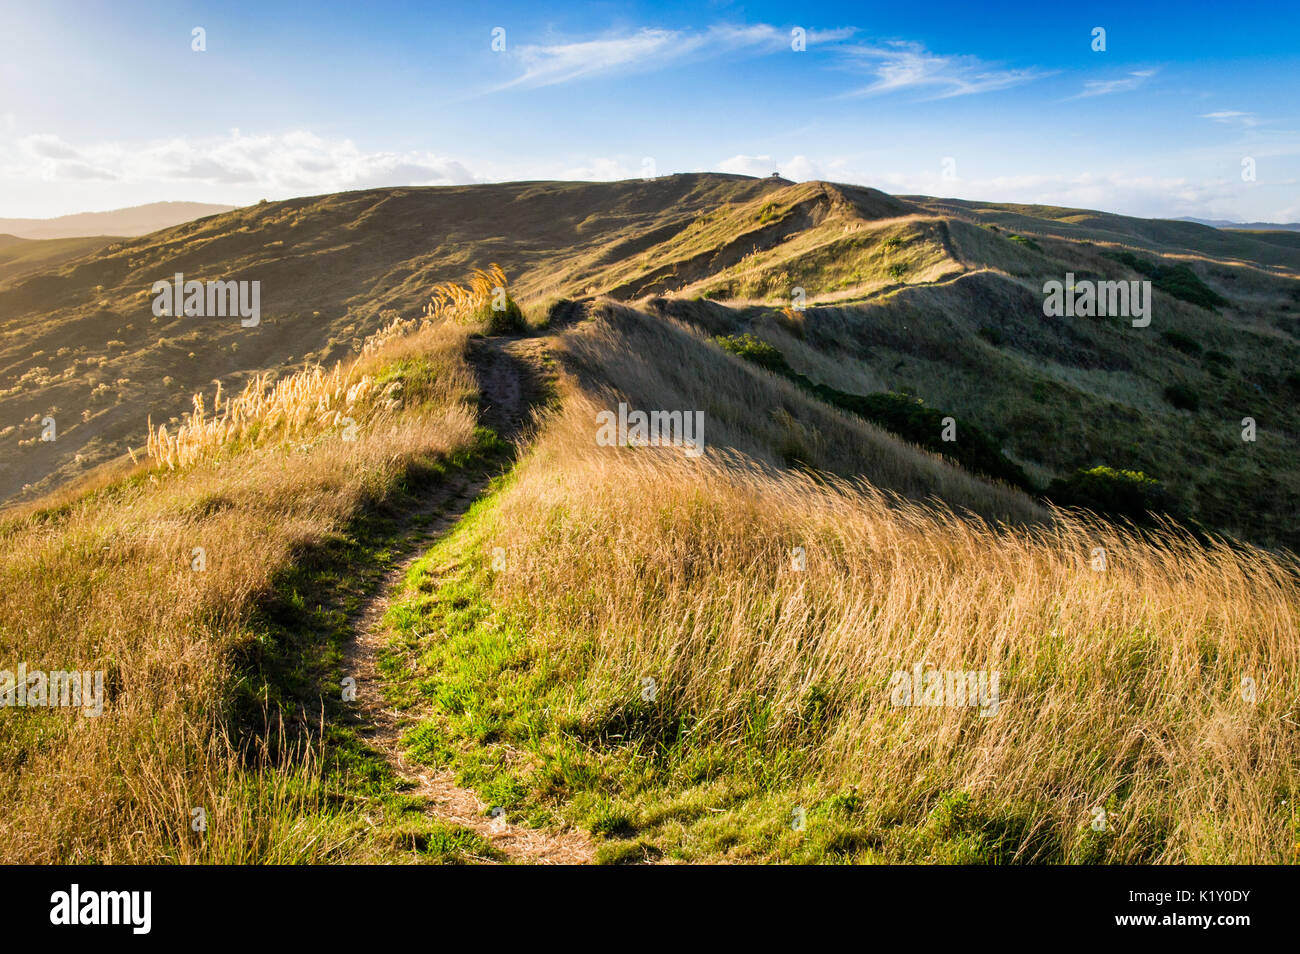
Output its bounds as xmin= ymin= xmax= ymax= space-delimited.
xmin=496 ymin=23 xmax=857 ymax=91
xmin=0 ymin=129 xmax=477 ymax=194
xmin=491 ymin=25 xmax=1039 ymax=103
xmin=840 ymin=41 xmax=1047 ymax=99
xmin=498 ymin=24 xmax=782 ymax=91
xmin=555 ymin=156 xmax=644 ymax=180
xmin=1201 ymin=110 xmax=1259 ymax=127
xmin=21 ymin=134 xmax=81 ymax=160
xmin=713 ymin=155 xmax=1292 ymax=222
xmin=1076 ymin=69 xmax=1157 ymax=98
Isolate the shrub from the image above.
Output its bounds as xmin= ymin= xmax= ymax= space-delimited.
xmin=482 ymin=298 xmax=526 ymax=335
xmin=1045 ymin=466 xmax=1172 ymax=523
xmin=1107 ymin=251 xmax=1227 ymax=311
xmin=1163 ymin=383 xmax=1200 ymax=411
xmin=830 ymin=391 xmax=1032 ymax=490
xmin=714 ymin=332 xmax=792 ymax=375
xmin=425 ymin=264 xmax=526 ymax=335
xmin=716 ymin=334 xmax=1033 ymax=490
xmin=1202 ymin=350 xmax=1233 ymax=379
xmin=1161 ymin=330 xmax=1202 ymax=356
xmin=1203 ymin=350 xmax=1232 ymax=368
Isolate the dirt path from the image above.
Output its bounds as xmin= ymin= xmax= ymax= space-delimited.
xmin=342 ymin=334 xmax=593 ymax=864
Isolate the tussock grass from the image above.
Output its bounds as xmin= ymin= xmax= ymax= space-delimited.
xmin=0 ymin=315 xmax=481 ymax=863
xmin=143 ymin=311 xmax=459 ymax=470
xmin=390 ymin=324 xmax=1300 ymax=864
xmin=424 ymin=264 xmax=525 ymax=335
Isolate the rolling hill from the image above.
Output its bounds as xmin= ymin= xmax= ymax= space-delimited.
xmin=3 ymin=257 xmax=1294 ymax=865
xmin=2 ymin=173 xmax=1298 ymax=549
xmin=0 ymin=234 xmax=118 ymax=283
xmin=0 ymin=201 xmax=238 ymax=240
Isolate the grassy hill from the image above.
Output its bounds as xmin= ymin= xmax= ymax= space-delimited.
xmin=0 ymin=201 xmax=237 ymax=240
xmin=1 ymin=265 xmax=1295 ymax=864
xmin=0 ymin=234 xmax=118 ymax=283
xmin=2 ymin=173 xmax=1299 ymax=550
xmin=0 ymin=175 xmax=785 ymax=503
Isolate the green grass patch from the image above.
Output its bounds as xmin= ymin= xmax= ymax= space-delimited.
xmin=224 ymin=427 xmax=515 ymax=862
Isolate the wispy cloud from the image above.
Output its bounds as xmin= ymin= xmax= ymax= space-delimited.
xmin=496 ymin=24 xmax=851 ymax=91
xmin=493 ymin=26 xmax=1037 ymax=102
xmin=1201 ymin=110 xmax=1259 ymax=127
xmin=1075 ymin=68 xmax=1157 ymax=98
xmin=2 ymin=130 xmax=477 ymax=192
xmin=839 ymin=41 xmax=1047 ymax=99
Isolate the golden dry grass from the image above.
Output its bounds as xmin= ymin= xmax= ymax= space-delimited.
xmin=5 ymin=258 xmax=1297 ymax=863
xmin=557 ymin=301 xmax=1043 ymax=526
xmin=462 ymin=340 xmax=1300 ymax=863
xmin=0 ymin=315 xmax=479 ymax=863
xmin=141 ymin=312 xmax=454 ymax=470
xmin=423 ymin=264 xmax=509 ymax=324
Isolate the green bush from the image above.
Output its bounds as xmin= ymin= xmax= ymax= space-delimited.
xmin=714 ymin=333 xmax=792 ymax=375
xmin=1163 ymin=382 xmax=1200 ymax=411
xmin=1045 ymin=466 xmax=1172 ymax=523
xmin=1161 ymin=330 xmax=1202 ymax=356
xmin=1008 ymin=234 xmax=1041 ymax=253
xmin=1107 ymin=251 xmax=1227 ymax=311
xmin=828 ymin=391 xmax=1032 ymax=490
xmin=1202 ymin=350 xmax=1233 ymax=379
xmin=476 ymin=297 xmax=526 ymax=335
xmin=716 ymin=333 xmax=1032 ymax=489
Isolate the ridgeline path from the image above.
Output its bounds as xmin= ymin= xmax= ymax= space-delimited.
xmin=342 ymin=331 xmax=592 ymax=864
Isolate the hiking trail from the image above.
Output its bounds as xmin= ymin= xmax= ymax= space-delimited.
xmin=342 ymin=332 xmax=592 ymax=864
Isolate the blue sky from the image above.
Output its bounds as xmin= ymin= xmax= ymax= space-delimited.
xmin=2 ymin=0 xmax=1298 ymax=221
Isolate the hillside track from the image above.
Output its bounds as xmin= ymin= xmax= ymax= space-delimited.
xmin=341 ymin=332 xmax=592 ymax=864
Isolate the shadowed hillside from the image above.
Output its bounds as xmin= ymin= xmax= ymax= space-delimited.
xmin=0 ymin=234 xmax=118 ymax=283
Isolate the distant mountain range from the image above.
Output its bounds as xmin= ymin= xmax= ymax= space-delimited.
xmin=1174 ymin=216 xmax=1300 ymax=232
xmin=0 ymin=201 xmax=238 ymax=239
